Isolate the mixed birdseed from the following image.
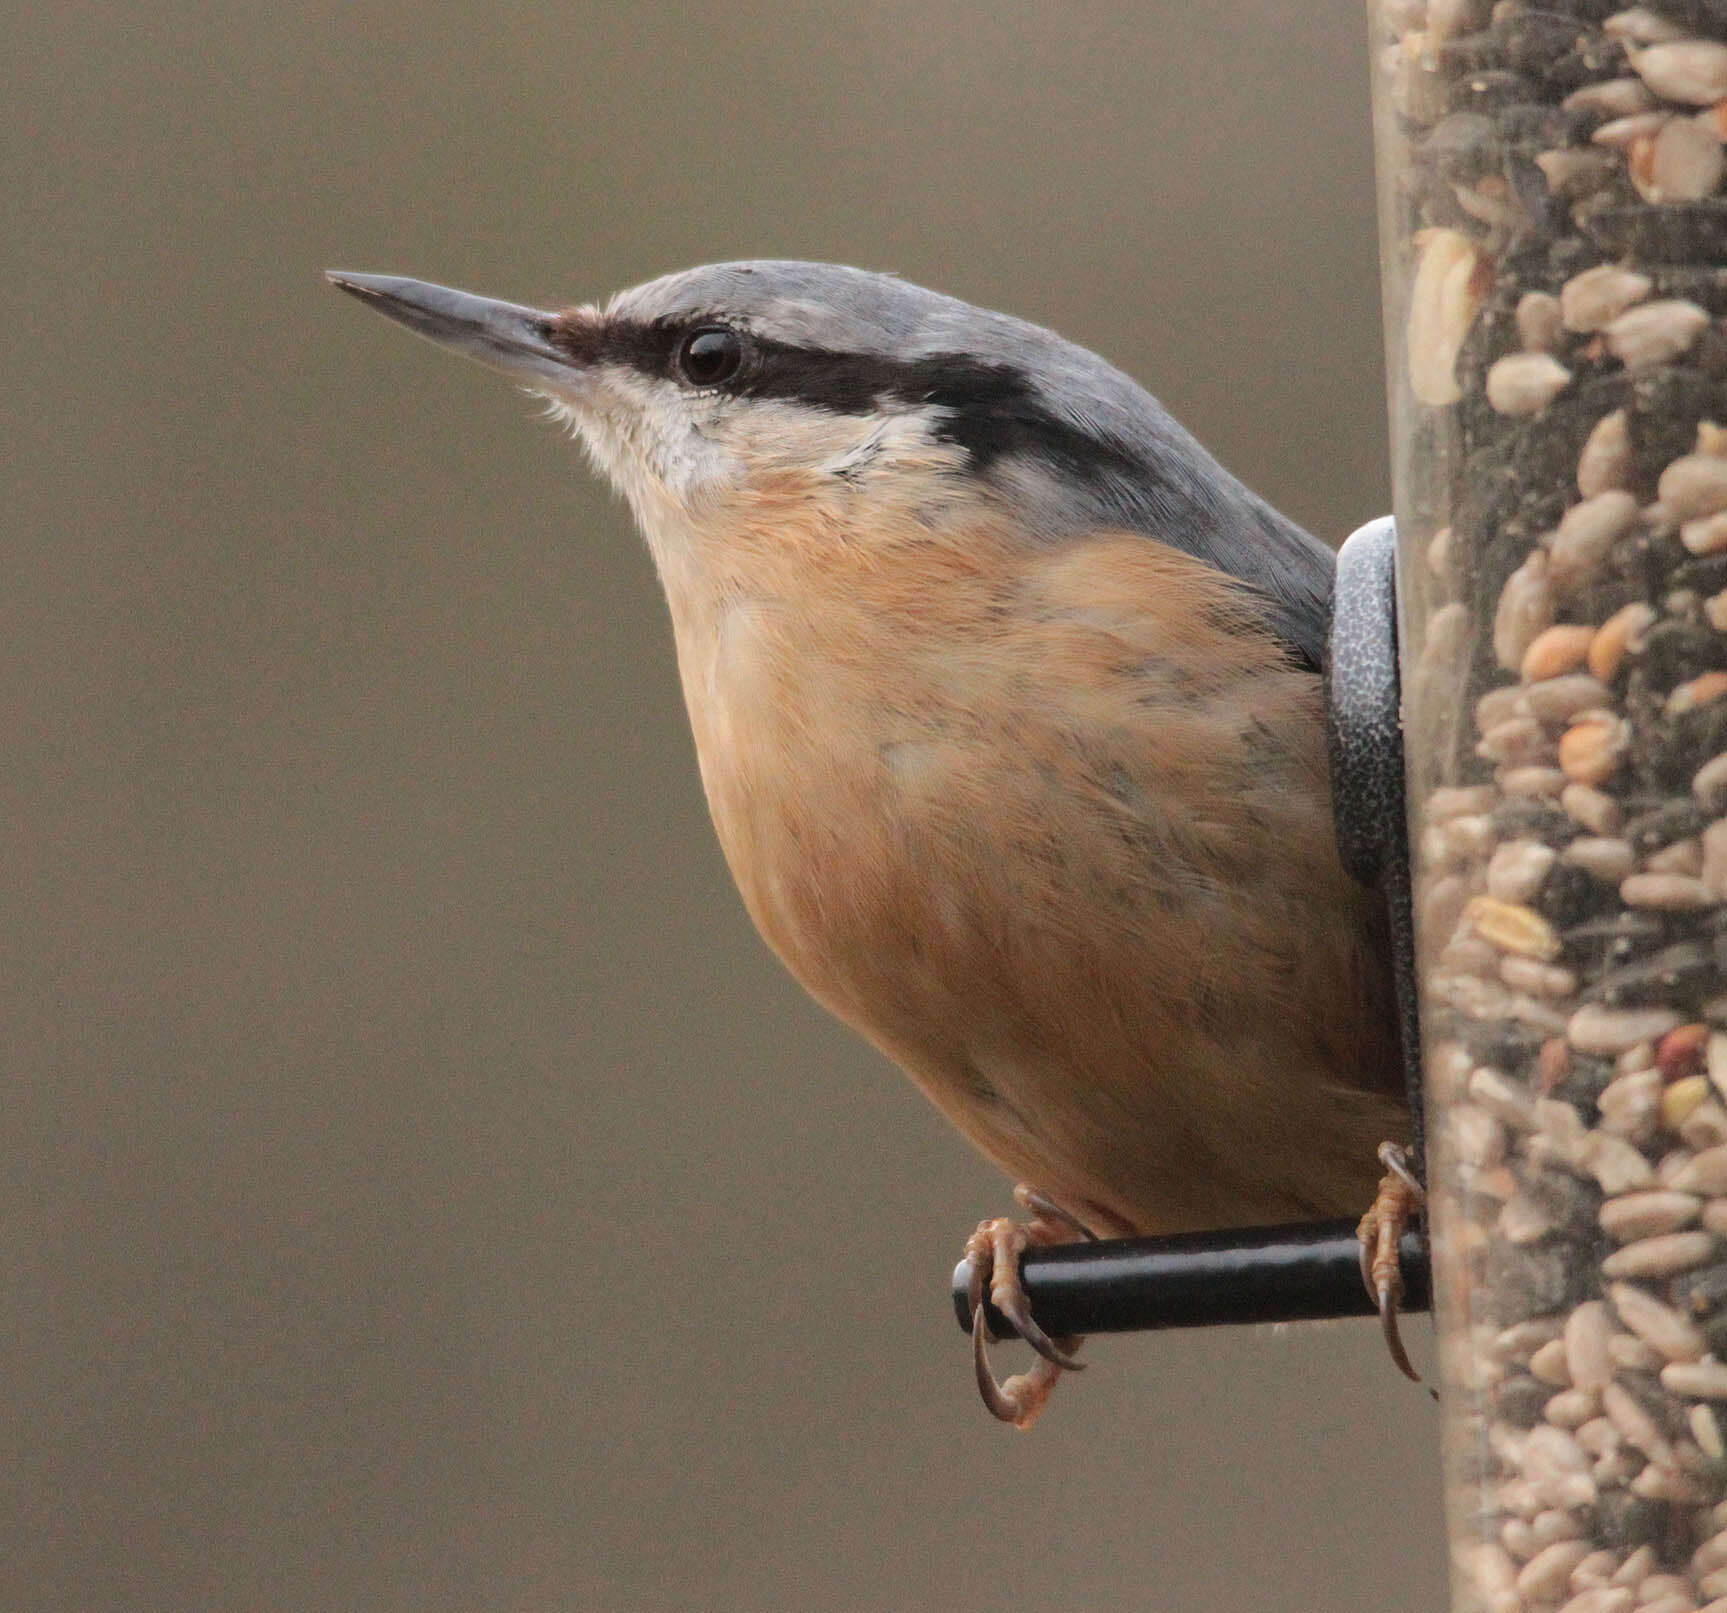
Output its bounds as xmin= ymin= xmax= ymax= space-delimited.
xmin=1374 ymin=2 xmax=1727 ymax=1609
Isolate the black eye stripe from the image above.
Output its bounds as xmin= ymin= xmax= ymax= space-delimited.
xmin=548 ymin=313 xmax=1151 ymax=501
xmin=551 ymin=314 xmax=996 ymax=408
xmin=553 ymin=313 xmax=1061 ymax=421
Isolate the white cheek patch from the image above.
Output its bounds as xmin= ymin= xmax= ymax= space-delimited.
xmin=535 ymin=367 xmax=744 ymax=521
xmin=692 ymin=401 xmax=950 ymax=490
xmin=536 ymin=369 xmax=966 ymax=554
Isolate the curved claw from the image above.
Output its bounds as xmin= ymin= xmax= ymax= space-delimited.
xmin=994 ymin=1284 xmax=1085 ymax=1371
xmin=1380 ymin=1277 xmax=1421 ymax=1383
xmin=972 ymin=1304 xmax=1067 ymax=1430
xmin=973 ymin=1303 xmax=1021 ymax=1423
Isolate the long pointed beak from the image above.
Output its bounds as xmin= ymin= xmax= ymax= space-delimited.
xmin=325 ymin=271 xmax=579 ymax=389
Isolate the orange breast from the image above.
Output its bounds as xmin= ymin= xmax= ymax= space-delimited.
xmin=661 ymin=502 xmax=1403 ymax=1233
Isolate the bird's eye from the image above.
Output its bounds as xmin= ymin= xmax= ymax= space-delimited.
xmin=674 ymin=326 xmax=745 ymax=388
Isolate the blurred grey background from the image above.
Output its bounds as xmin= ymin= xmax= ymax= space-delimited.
xmin=3 ymin=2 xmax=1446 ymax=1609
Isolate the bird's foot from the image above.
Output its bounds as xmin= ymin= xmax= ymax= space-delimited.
xmin=958 ymin=1184 xmax=1096 ymax=1430
xmin=1357 ymin=1141 xmax=1426 ymax=1382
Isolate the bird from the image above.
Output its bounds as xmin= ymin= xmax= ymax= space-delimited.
xmin=328 ymin=260 xmax=1409 ymax=1427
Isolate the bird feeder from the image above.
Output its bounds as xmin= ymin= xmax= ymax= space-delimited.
xmin=1371 ymin=3 xmax=1727 ymax=1608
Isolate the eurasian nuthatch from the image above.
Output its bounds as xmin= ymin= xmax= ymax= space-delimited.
xmin=329 ymin=261 xmax=1408 ymax=1426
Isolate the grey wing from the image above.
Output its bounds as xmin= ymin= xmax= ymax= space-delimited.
xmin=1000 ymin=367 xmax=1337 ymax=672
xmin=1006 ymin=431 xmax=1337 ymax=672
xmin=1099 ymin=400 xmax=1337 ymax=674
xmin=1199 ymin=493 xmax=1335 ymax=675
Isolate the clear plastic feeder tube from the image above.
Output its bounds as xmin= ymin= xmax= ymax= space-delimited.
xmin=1370 ymin=3 xmax=1727 ymax=1609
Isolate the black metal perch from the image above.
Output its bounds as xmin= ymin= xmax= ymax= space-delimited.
xmin=953 ymin=1218 xmax=1431 ymax=1340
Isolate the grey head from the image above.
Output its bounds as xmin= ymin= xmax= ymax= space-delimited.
xmin=329 ymin=260 xmax=1334 ymax=669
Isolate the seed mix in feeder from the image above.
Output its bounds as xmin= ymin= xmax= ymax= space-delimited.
xmin=1375 ymin=1 xmax=1727 ymax=1609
